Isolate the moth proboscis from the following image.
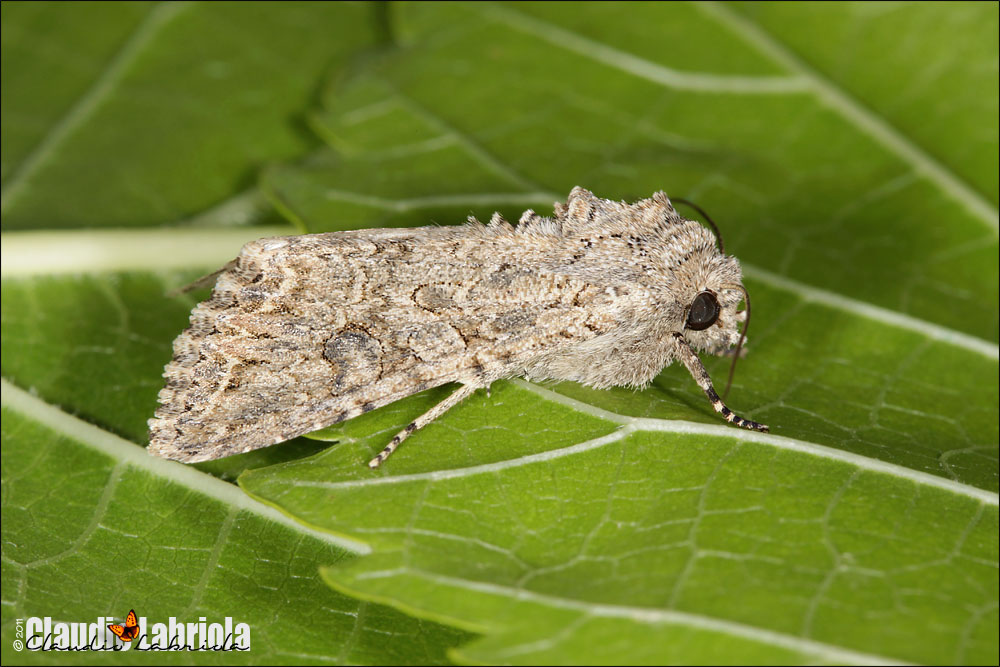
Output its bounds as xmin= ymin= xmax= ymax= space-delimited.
xmin=148 ymin=187 xmax=768 ymax=469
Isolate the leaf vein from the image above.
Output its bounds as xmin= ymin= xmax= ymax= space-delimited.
xmin=0 ymin=379 xmax=370 ymax=555
xmin=359 ymin=566 xmax=911 ymax=665
xmin=695 ymin=1 xmax=999 ymax=231
xmin=0 ymin=2 xmax=194 ymax=215
xmin=477 ymin=2 xmax=812 ymax=94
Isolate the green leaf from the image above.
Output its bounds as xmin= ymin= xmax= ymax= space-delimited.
xmin=1 ymin=1 xmax=153 ymax=184
xmin=244 ymin=2 xmax=998 ymax=665
xmin=1 ymin=2 xmax=466 ymax=663
xmin=284 ymin=428 xmax=998 ymax=666
xmin=729 ymin=1 xmax=999 ymax=205
xmin=1 ymin=1 xmax=382 ymax=229
xmin=3 ymin=2 xmax=997 ymax=666
xmin=2 ymin=382 xmax=469 ymax=665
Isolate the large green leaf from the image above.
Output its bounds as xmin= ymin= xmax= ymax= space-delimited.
xmin=1 ymin=381 xmax=469 ymax=665
xmin=2 ymin=1 xmax=997 ymax=666
xmin=247 ymin=2 xmax=998 ymax=665
xmin=1 ymin=2 xmax=466 ymax=663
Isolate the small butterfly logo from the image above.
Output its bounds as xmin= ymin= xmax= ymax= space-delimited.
xmin=108 ymin=609 xmax=140 ymax=642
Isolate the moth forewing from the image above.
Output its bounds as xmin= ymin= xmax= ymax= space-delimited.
xmin=148 ymin=187 xmax=767 ymax=467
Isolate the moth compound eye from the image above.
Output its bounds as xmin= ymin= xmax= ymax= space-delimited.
xmin=686 ymin=291 xmax=720 ymax=331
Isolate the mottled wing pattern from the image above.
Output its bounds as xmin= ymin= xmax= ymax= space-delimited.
xmin=148 ymin=228 xmax=615 ymax=462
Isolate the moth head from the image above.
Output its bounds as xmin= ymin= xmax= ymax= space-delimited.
xmin=663 ymin=199 xmax=747 ymax=356
xmin=662 ymin=213 xmax=751 ymax=399
xmin=680 ymin=279 xmax=752 ymax=398
xmin=681 ymin=284 xmax=746 ymax=353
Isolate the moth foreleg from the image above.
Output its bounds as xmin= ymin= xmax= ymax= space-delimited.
xmin=671 ymin=333 xmax=768 ymax=433
xmin=368 ymin=383 xmax=479 ymax=468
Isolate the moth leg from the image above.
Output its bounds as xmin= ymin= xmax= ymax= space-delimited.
xmin=671 ymin=333 xmax=768 ymax=432
xmin=368 ymin=383 xmax=478 ymax=469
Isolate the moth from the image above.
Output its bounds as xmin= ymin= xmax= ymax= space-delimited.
xmin=148 ymin=187 xmax=767 ymax=468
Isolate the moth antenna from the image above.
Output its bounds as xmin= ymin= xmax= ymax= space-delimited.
xmin=166 ymin=260 xmax=235 ymax=297
xmin=671 ymin=198 xmax=724 ymax=255
xmin=721 ymin=283 xmax=750 ymax=399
